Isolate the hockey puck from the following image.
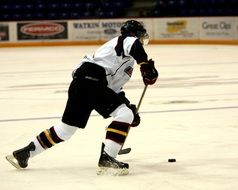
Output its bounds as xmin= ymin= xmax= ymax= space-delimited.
xmin=168 ymin=158 xmax=176 ymax=162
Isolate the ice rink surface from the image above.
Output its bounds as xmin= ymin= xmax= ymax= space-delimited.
xmin=0 ymin=44 xmax=238 ymax=190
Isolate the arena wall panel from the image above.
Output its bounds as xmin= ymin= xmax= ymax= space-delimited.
xmin=0 ymin=17 xmax=237 ymax=47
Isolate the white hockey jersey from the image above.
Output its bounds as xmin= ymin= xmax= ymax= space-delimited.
xmin=75 ymin=36 xmax=148 ymax=93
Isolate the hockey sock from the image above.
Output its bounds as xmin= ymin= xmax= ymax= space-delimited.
xmin=30 ymin=139 xmax=45 ymax=157
xmin=30 ymin=122 xmax=77 ymax=157
xmin=30 ymin=126 xmax=64 ymax=157
xmin=105 ymin=121 xmax=130 ymax=157
xmin=104 ymin=139 xmax=122 ymax=158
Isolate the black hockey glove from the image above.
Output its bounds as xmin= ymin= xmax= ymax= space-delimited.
xmin=128 ymin=104 xmax=140 ymax=127
xmin=140 ymin=59 xmax=158 ymax=85
xmin=117 ymin=91 xmax=130 ymax=105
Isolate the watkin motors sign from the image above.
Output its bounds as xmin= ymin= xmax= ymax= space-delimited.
xmin=17 ymin=22 xmax=68 ymax=40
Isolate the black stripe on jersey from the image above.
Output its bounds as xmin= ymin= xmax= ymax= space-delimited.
xmin=115 ymin=35 xmax=128 ymax=57
xmin=129 ymin=39 xmax=148 ymax=64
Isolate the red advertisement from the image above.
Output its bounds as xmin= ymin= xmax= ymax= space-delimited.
xmin=17 ymin=22 xmax=68 ymax=40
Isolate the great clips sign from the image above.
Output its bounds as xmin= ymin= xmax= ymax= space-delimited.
xmin=17 ymin=22 xmax=68 ymax=40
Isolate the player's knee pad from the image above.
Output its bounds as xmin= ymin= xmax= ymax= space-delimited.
xmin=106 ymin=121 xmax=130 ymax=144
xmin=110 ymin=104 xmax=134 ymax=124
xmin=36 ymin=122 xmax=77 ymax=149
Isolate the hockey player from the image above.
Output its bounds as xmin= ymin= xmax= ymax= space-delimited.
xmin=6 ymin=20 xmax=158 ymax=175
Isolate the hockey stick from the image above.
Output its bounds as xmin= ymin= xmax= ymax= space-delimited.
xmin=118 ymin=85 xmax=148 ymax=155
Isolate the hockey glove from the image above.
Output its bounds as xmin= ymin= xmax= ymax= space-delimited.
xmin=140 ymin=59 xmax=158 ymax=85
xmin=117 ymin=91 xmax=130 ymax=105
xmin=128 ymin=104 xmax=140 ymax=127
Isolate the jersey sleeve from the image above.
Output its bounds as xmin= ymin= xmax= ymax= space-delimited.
xmin=115 ymin=35 xmax=148 ymax=64
xmin=129 ymin=39 xmax=148 ymax=64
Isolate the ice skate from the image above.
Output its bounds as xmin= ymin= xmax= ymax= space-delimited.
xmin=97 ymin=143 xmax=129 ymax=176
xmin=6 ymin=142 xmax=35 ymax=169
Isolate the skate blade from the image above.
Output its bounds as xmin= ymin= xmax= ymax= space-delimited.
xmin=5 ymin=155 xmax=22 ymax=169
xmin=97 ymin=167 xmax=129 ymax=176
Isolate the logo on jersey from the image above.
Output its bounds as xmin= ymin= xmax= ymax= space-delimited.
xmin=124 ymin=66 xmax=133 ymax=77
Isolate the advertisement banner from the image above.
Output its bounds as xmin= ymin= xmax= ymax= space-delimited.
xmin=99 ymin=19 xmax=125 ymax=40
xmin=17 ymin=22 xmax=68 ymax=40
xmin=0 ymin=23 xmax=9 ymax=41
xmin=200 ymin=17 xmax=235 ymax=40
xmin=154 ymin=18 xmax=199 ymax=40
xmin=70 ymin=20 xmax=101 ymax=41
xmin=70 ymin=19 xmax=153 ymax=42
xmin=236 ymin=17 xmax=238 ymax=39
xmin=99 ymin=18 xmax=153 ymax=41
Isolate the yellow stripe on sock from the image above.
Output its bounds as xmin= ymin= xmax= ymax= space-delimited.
xmin=44 ymin=130 xmax=56 ymax=146
xmin=107 ymin=128 xmax=128 ymax=136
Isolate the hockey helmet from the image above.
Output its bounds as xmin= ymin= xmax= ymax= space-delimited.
xmin=121 ymin=20 xmax=149 ymax=45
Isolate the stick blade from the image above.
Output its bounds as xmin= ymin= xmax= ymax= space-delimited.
xmin=118 ymin=148 xmax=131 ymax=155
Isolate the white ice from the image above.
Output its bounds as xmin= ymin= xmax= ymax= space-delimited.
xmin=0 ymin=44 xmax=238 ymax=190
